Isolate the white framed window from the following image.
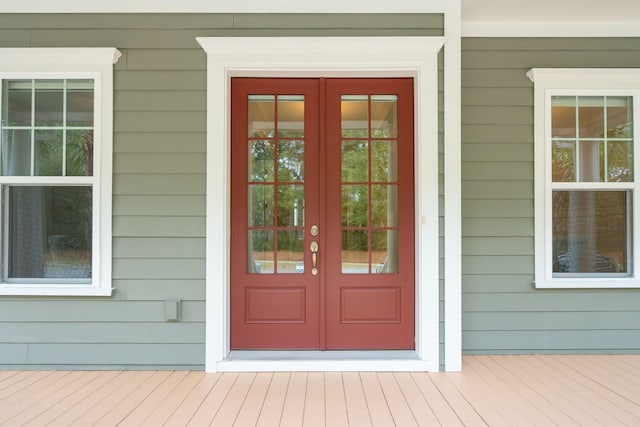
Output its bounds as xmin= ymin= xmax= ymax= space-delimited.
xmin=0 ymin=48 xmax=120 ymax=295
xmin=528 ymin=68 xmax=640 ymax=288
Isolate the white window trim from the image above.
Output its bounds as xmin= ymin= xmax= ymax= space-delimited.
xmin=0 ymin=48 xmax=120 ymax=296
xmin=198 ymin=36 xmax=445 ymax=372
xmin=528 ymin=68 xmax=640 ymax=289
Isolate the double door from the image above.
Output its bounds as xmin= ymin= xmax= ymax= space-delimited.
xmin=230 ymin=78 xmax=414 ymax=349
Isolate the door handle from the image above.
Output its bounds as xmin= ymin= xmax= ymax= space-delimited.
xmin=310 ymin=241 xmax=319 ymax=275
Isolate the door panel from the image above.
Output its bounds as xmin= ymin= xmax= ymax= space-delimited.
xmin=231 ymin=79 xmax=320 ymax=349
xmin=231 ymin=78 xmax=414 ymax=350
xmin=325 ymin=79 xmax=414 ymax=349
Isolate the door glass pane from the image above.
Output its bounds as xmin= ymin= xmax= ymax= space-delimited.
xmin=372 ymin=230 xmax=398 ymax=274
xmin=341 ymin=95 xmax=368 ymax=138
xmin=341 ymin=140 xmax=368 ymax=182
xmin=370 ymin=95 xmax=398 ymax=138
xmin=341 ymin=185 xmax=368 ymax=227
xmin=249 ymin=140 xmax=274 ymax=182
xmin=248 ymin=95 xmax=275 ymax=138
xmin=34 ymin=80 xmax=64 ymax=127
xmin=277 ymin=185 xmax=304 ymax=227
xmin=340 ymin=94 xmax=401 ymax=276
xmin=372 ymin=140 xmax=398 ymax=182
xmin=371 ymin=185 xmax=398 ymax=227
xmin=277 ymin=95 xmax=304 ymax=138
xmin=246 ymin=93 xmax=306 ymax=274
xmin=278 ymin=140 xmax=304 ymax=182
xmin=8 ymin=186 xmax=92 ymax=280
xmin=277 ymin=230 xmax=304 ymax=273
xmin=248 ymin=185 xmax=274 ymax=227
xmin=342 ymin=230 xmax=368 ymax=274
xmin=248 ymin=230 xmax=274 ymax=274
xmin=552 ymin=190 xmax=629 ymax=275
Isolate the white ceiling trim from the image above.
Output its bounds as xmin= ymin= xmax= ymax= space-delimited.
xmin=463 ymin=20 xmax=640 ymax=37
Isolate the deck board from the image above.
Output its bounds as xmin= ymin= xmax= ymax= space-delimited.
xmin=0 ymin=355 xmax=639 ymax=426
xmin=255 ymin=372 xmax=289 ymax=426
xmin=359 ymin=372 xmax=395 ymax=427
xmin=325 ymin=372 xmax=349 ymax=427
xmin=280 ymin=372 xmax=306 ymax=427
xmin=303 ymin=372 xmax=325 ymax=427
xmin=342 ymin=372 xmax=372 ymax=427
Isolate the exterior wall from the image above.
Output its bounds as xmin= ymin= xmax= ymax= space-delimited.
xmin=0 ymin=13 xmax=444 ymax=369
xmin=461 ymin=37 xmax=640 ymax=354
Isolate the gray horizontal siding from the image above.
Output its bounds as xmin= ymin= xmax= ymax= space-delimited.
xmin=461 ymin=37 xmax=640 ymax=355
xmin=0 ymin=13 xmax=444 ymax=369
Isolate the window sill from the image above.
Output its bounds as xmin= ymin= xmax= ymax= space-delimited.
xmin=534 ymin=278 xmax=640 ymax=289
xmin=0 ymin=285 xmax=113 ymax=296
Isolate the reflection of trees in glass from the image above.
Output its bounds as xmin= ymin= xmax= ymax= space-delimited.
xmin=66 ymin=130 xmax=93 ymax=176
xmin=249 ymin=140 xmax=274 ymax=182
xmin=35 ymin=130 xmax=93 ymax=177
xmin=277 ymin=140 xmax=304 ymax=182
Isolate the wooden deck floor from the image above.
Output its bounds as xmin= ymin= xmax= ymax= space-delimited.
xmin=1 ymin=355 xmax=639 ymax=426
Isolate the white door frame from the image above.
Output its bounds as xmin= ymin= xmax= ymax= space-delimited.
xmin=198 ymin=36 xmax=445 ymax=371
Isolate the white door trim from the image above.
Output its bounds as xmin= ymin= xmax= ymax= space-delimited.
xmin=197 ymin=36 xmax=445 ymax=372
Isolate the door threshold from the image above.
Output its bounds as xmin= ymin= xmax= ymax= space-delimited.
xmin=217 ymin=350 xmax=431 ymax=372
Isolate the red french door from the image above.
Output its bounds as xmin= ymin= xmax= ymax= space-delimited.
xmin=230 ymin=78 xmax=414 ymax=350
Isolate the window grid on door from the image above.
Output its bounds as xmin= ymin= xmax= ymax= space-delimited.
xmin=247 ymin=94 xmax=305 ymax=274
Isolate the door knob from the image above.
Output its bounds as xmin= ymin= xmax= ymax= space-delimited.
xmin=310 ymin=241 xmax=319 ymax=275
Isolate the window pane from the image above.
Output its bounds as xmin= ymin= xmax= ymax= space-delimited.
xmin=552 ymin=140 xmax=576 ymax=182
xmin=34 ymin=80 xmax=64 ymax=127
xmin=35 ymin=130 xmax=63 ymax=176
xmin=341 ymin=95 xmax=368 ymax=138
xmin=342 ymin=230 xmax=368 ymax=274
xmin=277 ymin=95 xmax=304 ymax=138
xmin=607 ymin=141 xmax=633 ymax=182
xmin=277 ymin=230 xmax=304 ymax=274
xmin=3 ymin=80 xmax=32 ymax=126
xmin=1 ymin=129 xmax=31 ymax=176
xmin=66 ymin=130 xmax=93 ymax=176
xmin=66 ymin=80 xmax=94 ymax=127
xmin=578 ymin=96 xmax=605 ymax=138
xmin=607 ymin=96 xmax=633 ymax=138
xmin=8 ymin=186 xmax=92 ymax=280
xmin=551 ymin=96 xmax=576 ymax=138
xmin=577 ymin=140 xmax=603 ymax=182
xmin=552 ymin=191 xmax=629 ymax=274
xmin=248 ymin=95 xmax=275 ymax=138
xmin=248 ymin=230 xmax=274 ymax=274
xmin=370 ymin=95 xmax=398 ymax=138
